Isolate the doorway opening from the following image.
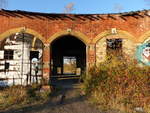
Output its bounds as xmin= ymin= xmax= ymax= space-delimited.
xmin=63 ymin=56 xmax=77 ymax=75
xmin=51 ymin=35 xmax=86 ymax=78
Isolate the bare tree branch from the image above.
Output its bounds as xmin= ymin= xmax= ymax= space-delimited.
xmin=64 ymin=2 xmax=75 ymax=13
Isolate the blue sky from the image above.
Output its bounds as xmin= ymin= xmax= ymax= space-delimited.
xmin=6 ymin=0 xmax=150 ymax=14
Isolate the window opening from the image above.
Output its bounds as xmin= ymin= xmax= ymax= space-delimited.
xmin=63 ymin=56 xmax=77 ymax=75
xmin=106 ymin=38 xmax=122 ymax=58
xmin=4 ymin=50 xmax=14 ymax=60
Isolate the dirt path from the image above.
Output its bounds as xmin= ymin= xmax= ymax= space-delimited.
xmin=1 ymin=87 xmax=102 ymax=113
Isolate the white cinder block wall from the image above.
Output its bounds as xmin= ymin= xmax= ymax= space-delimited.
xmin=0 ymin=36 xmax=43 ymax=86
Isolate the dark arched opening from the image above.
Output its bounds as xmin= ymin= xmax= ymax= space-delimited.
xmin=51 ymin=35 xmax=86 ymax=79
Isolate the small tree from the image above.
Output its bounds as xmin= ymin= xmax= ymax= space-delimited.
xmin=64 ymin=2 xmax=75 ymax=13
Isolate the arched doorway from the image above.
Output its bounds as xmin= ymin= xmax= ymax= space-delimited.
xmin=0 ymin=32 xmax=44 ymax=86
xmin=50 ymin=35 xmax=86 ymax=79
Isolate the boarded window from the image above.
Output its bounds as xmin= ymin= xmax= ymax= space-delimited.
xmin=106 ymin=38 xmax=122 ymax=57
xmin=4 ymin=50 xmax=14 ymax=60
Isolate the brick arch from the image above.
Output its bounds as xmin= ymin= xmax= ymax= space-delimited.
xmin=0 ymin=27 xmax=46 ymax=47
xmin=94 ymin=30 xmax=137 ymax=64
xmin=47 ymin=30 xmax=90 ymax=45
xmin=92 ymin=30 xmax=136 ymax=44
xmin=139 ymin=30 xmax=150 ymax=43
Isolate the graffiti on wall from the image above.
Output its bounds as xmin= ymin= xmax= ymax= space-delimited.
xmin=136 ymin=42 xmax=150 ymax=66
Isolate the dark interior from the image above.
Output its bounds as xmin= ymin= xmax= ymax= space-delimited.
xmin=51 ymin=35 xmax=86 ymax=76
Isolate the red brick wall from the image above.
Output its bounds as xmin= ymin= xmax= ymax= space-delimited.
xmin=0 ymin=11 xmax=150 ymax=81
xmin=0 ymin=12 xmax=149 ymax=42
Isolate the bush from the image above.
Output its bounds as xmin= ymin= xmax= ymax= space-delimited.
xmin=83 ymin=56 xmax=150 ymax=113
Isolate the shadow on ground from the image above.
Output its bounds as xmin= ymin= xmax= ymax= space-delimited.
xmin=0 ymin=78 xmax=102 ymax=113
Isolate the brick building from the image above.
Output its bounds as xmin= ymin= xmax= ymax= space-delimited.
xmin=0 ymin=9 xmax=149 ymax=86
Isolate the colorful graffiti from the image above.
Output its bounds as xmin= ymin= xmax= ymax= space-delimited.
xmin=136 ymin=43 xmax=150 ymax=66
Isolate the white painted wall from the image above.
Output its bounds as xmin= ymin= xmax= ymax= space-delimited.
xmin=0 ymin=37 xmax=43 ymax=86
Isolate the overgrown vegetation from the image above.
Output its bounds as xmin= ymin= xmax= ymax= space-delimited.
xmin=83 ymin=55 xmax=150 ymax=113
xmin=0 ymin=84 xmax=51 ymax=111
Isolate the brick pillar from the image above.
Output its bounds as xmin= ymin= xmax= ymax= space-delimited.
xmin=43 ymin=43 xmax=50 ymax=84
xmin=88 ymin=44 xmax=96 ymax=68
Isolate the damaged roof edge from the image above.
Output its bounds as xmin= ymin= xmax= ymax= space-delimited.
xmin=0 ymin=8 xmax=150 ymax=16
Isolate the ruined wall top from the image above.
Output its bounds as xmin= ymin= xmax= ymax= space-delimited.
xmin=0 ymin=9 xmax=149 ymax=21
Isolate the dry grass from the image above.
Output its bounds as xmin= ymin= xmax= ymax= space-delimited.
xmin=83 ymin=55 xmax=150 ymax=113
xmin=0 ymin=84 xmax=51 ymax=111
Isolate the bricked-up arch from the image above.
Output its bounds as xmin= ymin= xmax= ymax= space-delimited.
xmin=0 ymin=30 xmax=44 ymax=85
xmin=47 ymin=30 xmax=90 ymax=45
xmin=95 ymin=30 xmax=137 ymax=64
xmin=0 ymin=27 xmax=46 ymax=47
